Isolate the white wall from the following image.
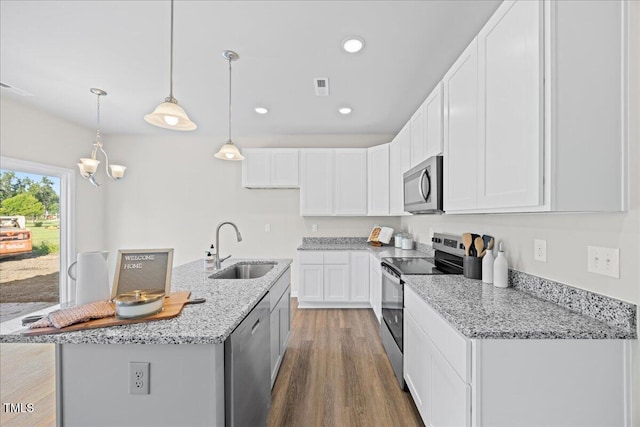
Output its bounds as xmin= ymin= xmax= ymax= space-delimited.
xmin=103 ymin=134 xmax=399 ymax=289
xmin=0 ymin=97 xmax=106 ymax=253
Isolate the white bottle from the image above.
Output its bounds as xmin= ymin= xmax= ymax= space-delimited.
xmin=204 ymin=245 xmax=215 ymax=272
xmin=482 ymin=248 xmax=494 ymax=284
xmin=493 ymin=242 xmax=508 ymax=288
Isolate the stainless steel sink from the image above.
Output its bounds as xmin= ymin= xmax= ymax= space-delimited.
xmin=209 ymin=263 xmax=276 ymax=280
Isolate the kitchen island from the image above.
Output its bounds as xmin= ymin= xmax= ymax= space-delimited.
xmin=0 ymin=258 xmax=292 ymax=427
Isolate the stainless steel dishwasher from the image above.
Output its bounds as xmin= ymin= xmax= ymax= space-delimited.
xmin=224 ymin=294 xmax=270 ymax=427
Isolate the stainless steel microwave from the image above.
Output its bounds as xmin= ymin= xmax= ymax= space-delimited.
xmin=403 ymin=156 xmax=443 ymax=214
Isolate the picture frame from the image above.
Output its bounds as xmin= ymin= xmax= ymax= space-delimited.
xmin=111 ymin=248 xmax=174 ymax=299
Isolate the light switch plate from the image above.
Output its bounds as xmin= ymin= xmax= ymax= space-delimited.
xmin=264 ymin=224 xmax=271 ymax=232
xmin=312 ymin=224 xmax=318 ymax=232
xmin=534 ymin=239 xmax=547 ymax=262
xmin=587 ymin=246 xmax=620 ymax=278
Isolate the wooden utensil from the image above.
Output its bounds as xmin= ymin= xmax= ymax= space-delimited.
xmin=488 ymin=237 xmax=495 ymax=250
xmin=482 ymin=235 xmax=493 ymax=251
xmin=474 ymin=237 xmax=485 ymax=257
xmin=471 ymin=234 xmax=480 ymax=256
xmin=462 ymin=233 xmax=473 ymax=256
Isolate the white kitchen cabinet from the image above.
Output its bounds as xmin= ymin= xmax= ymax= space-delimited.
xmin=349 ymin=251 xmax=370 ymax=302
xmin=424 ymin=82 xmax=444 ymax=159
xmin=242 ymin=148 xmax=299 ymax=188
xmin=443 ymin=38 xmax=479 ymax=212
xmin=298 ymin=251 xmax=371 ymax=308
xmin=476 ymin=0 xmax=543 ymax=210
xmin=334 ymin=149 xmax=368 ymax=215
xmin=409 ymin=101 xmax=427 ymax=168
xmin=270 ymin=268 xmax=291 ymax=389
xmin=404 ymin=285 xmax=630 ymax=427
xmin=367 ymin=143 xmax=390 ymax=216
xmin=299 ymin=150 xmax=333 ymax=215
xmin=389 ymin=123 xmax=411 ymax=215
xmin=369 ymin=253 xmax=382 ymax=322
xmin=443 ymin=0 xmax=627 ymax=213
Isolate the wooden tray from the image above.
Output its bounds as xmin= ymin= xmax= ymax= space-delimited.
xmin=22 ymin=291 xmax=191 ymax=336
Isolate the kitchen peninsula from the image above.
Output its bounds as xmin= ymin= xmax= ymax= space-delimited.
xmin=1 ymin=258 xmax=292 ymax=427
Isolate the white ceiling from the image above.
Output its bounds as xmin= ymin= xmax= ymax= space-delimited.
xmin=0 ymin=0 xmax=501 ymax=139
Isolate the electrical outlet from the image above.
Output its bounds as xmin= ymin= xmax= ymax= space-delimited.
xmin=129 ymin=362 xmax=150 ymax=395
xmin=264 ymin=224 xmax=271 ymax=233
xmin=312 ymin=224 xmax=318 ymax=232
xmin=534 ymin=239 xmax=547 ymax=262
xmin=587 ymin=246 xmax=620 ymax=278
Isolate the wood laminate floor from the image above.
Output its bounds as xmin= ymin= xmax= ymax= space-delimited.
xmin=0 ymin=298 xmax=422 ymax=427
xmin=268 ymin=300 xmax=423 ymax=427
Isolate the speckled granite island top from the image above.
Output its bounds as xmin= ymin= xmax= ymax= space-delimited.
xmin=0 ymin=258 xmax=292 ymax=345
xmin=404 ymin=274 xmax=635 ymax=340
xmin=297 ymin=237 xmax=433 ymax=259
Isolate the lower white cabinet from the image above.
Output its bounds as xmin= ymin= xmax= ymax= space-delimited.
xmin=270 ymin=268 xmax=291 ymax=388
xmin=369 ymin=253 xmax=382 ymax=322
xmin=404 ymin=285 xmax=631 ymax=427
xmin=297 ymin=251 xmax=370 ymax=308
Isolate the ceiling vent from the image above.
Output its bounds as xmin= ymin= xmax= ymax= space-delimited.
xmin=314 ymin=78 xmax=329 ymax=96
xmin=0 ymin=82 xmax=34 ymax=96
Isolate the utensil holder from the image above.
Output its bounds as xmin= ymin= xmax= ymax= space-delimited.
xmin=463 ymin=256 xmax=482 ymax=280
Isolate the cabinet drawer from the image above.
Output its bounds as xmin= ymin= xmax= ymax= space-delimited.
xmin=323 ymin=251 xmax=350 ymax=265
xmin=405 ymin=286 xmax=470 ymax=382
xmin=269 ymin=268 xmax=290 ymax=311
xmin=298 ymin=251 xmax=323 ymax=264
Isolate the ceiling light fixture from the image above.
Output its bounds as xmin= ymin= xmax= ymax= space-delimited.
xmin=144 ymin=0 xmax=196 ymax=131
xmin=342 ymin=36 xmax=365 ymax=53
xmin=254 ymin=107 xmax=269 ymax=115
xmin=77 ymin=88 xmax=126 ymax=187
xmin=215 ymin=50 xmax=244 ymax=161
xmin=339 ymin=107 xmax=352 ymax=115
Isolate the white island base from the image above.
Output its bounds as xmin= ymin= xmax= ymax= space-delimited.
xmin=56 ymin=343 xmax=225 ymax=427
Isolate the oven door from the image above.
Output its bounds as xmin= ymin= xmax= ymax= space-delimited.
xmin=381 ymin=268 xmax=403 ymax=352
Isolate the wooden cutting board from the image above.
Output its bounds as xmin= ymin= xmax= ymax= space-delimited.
xmin=22 ymin=291 xmax=191 ymax=336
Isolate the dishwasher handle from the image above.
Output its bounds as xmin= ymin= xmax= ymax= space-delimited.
xmin=251 ymin=319 xmax=261 ymax=335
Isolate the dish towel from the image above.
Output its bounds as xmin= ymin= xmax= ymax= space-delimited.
xmin=29 ymin=301 xmax=115 ymax=329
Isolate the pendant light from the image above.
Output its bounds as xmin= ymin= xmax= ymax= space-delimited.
xmin=77 ymin=88 xmax=126 ymax=187
xmin=144 ymin=0 xmax=196 ymax=131
xmin=214 ymin=50 xmax=244 ymax=161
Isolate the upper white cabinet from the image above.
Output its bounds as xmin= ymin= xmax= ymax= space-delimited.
xmin=443 ymin=0 xmax=627 ymax=213
xmin=242 ymin=149 xmax=299 ymax=188
xmin=367 ymin=143 xmax=390 ymax=216
xmin=390 ymin=123 xmax=411 ymax=215
xmin=300 ymin=149 xmax=367 ymax=216
xmin=299 ymin=150 xmax=333 ymax=215
xmin=334 ymin=149 xmax=368 ymax=215
xmin=443 ymin=39 xmax=479 ymax=212
xmin=410 ymin=82 xmax=444 ymax=169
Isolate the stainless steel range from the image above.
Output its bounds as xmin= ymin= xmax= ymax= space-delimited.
xmin=380 ymin=233 xmax=464 ymax=389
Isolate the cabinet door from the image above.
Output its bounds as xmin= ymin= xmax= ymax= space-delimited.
xmin=431 ymin=347 xmax=471 ymax=427
xmin=477 ymin=0 xmax=542 ymax=209
xmin=271 ymin=149 xmax=299 ymax=187
xmin=349 ymin=251 xmax=370 ymax=302
xmin=334 ymin=149 xmax=368 ymax=215
xmin=367 ymin=143 xmax=390 ymax=215
xmin=242 ymin=149 xmax=271 ymax=188
xmin=410 ymin=102 xmax=427 ymax=167
xmin=443 ymin=39 xmax=479 ymax=211
xmin=404 ymin=310 xmax=433 ymax=425
xmin=298 ymin=264 xmax=323 ymax=302
xmin=425 ymin=82 xmax=444 ymax=158
xmin=323 ymin=264 xmax=349 ymax=302
xmin=299 ymin=150 xmax=333 ymax=215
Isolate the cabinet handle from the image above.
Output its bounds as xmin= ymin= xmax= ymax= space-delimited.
xmin=251 ymin=319 xmax=261 ymax=335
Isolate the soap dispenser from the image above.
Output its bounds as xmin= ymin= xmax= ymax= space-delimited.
xmin=493 ymin=242 xmax=509 ymax=288
xmin=204 ymin=244 xmax=215 ymax=272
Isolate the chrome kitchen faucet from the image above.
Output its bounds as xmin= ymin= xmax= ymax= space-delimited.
xmin=213 ymin=221 xmax=243 ymax=270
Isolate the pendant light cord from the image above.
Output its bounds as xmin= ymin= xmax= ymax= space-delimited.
xmin=95 ymin=92 xmax=101 ymax=143
xmin=228 ymin=57 xmax=232 ymax=142
xmin=169 ymin=0 xmax=174 ymax=100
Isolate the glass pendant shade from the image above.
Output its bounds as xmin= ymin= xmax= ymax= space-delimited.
xmin=80 ymin=158 xmax=100 ymax=174
xmin=109 ymin=165 xmax=127 ymax=179
xmin=144 ymin=100 xmax=197 ymax=131
xmin=214 ymin=141 xmax=244 ymax=161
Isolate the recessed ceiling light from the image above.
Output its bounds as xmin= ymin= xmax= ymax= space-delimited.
xmin=339 ymin=107 xmax=352 ymax=115
xmin=254 ymin=107 xmax=269 ymax=114
xmin=342 ymin=36 xmax=365 ymax=53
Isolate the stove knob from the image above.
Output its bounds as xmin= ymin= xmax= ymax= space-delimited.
xmin=432 ymin=237 xmax=441 ymax=243
xmin=459 ymin=243 xmax=464 ymax=249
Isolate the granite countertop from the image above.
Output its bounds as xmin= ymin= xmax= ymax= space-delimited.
xmin=403 ymin=274 xmax=636 ymax=340
xmin=298 ymin=237 xmax=432 ymax=259
xmin=0 ymin=258 xmax=293 ymax=345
